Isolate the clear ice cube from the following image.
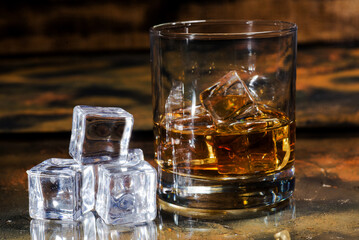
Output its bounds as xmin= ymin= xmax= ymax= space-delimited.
xmin=92 ymin=149 xmax=145 ymax=201
xmin=30 ymin=212 xmax=96 ymax=240
xmin=198 ymin=71 xmax=291 ymax=175
xmin=95 ymin=160 xmax=157 ymax=225
xmin=248 ymin=75 xmax=274 ymax=102
xmin=126 ymin=148 xmax=145 ymax=165
xmin=248 ymin=74 xmax=285 ymax=106
xmin=200 ymin=71 xmax=286 ymax=133
xmin=200 ymin=71 xmax=256 ymax=123
xmin=26 ymin=158 xmax=95 ymax=220
xmin=69 ymin=105 xmax=134 ymax=165
xmin=96 ymin=218 xmax=157 ymax=240
xmin=158 ymin=105 xmax=217 ymax=169
xmin=165 ymin=80 xmax=185 ymax=114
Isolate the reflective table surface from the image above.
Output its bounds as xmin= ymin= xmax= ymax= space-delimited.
xmin=1 ymin=129 xmax=358 ymax=239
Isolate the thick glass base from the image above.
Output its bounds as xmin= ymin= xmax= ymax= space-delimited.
xmin=157 ymin=166 xmax=295 ymax=219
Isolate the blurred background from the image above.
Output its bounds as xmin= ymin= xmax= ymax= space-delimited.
xmin=0 ymin=0 xmax=358 ymax=133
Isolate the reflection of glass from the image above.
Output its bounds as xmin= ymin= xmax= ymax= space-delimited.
xmin=157 ymin=199 xmax=296 ymax=239
xmin=96 ymin=218 xmax=157 ymax=240
xmin=30 ymin=212 xmax=96 ymax=240
xmin=261 ymin=198 xmax=296 ymax=227
xmin=150 ymin=20 xmax=297 ymax=218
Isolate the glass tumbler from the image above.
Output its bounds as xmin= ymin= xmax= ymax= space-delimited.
xmin=150 ymin=20 xmax=297 ymax=218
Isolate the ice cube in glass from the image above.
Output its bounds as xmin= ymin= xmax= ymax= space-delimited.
xmin=69 ymin=105 xmax=134 ymax=165
xmin=95 ymin=161 xmax=157 ymax=225
xmin=200 ymin=70 xmax=256 ymax=123
xmin=165 ymin=79 xmax=185 ymax=113
xmin=27 ymin=158 xmax=95 ymax=220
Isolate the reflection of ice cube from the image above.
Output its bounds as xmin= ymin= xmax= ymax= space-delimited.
xmin=26 ymin=158 xmax=95 ymax=221
xmin=200 ymin=71 xmax=256 ymax=123
xmin=165 ymin=80 xmax=184 ymax=114
xmin=69 ymin=105 xmax=133 ymax=165
xmin=96 ymin=218 xmax=157 ymax=240
xmin=30 ymin=212 xmax=96 ymax=240
xmin=95 ymin=161 xmax=157 ymax=225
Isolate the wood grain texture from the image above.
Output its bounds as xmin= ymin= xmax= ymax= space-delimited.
xmin=0 ymin=53 xmax=152 ymax=132
xmin=0 ymin=45 xmax=358 ymax=132
xmin=0 ymin=0 xmax=357 ymax=54
xmin=0 ymin=1 xmax=357 ymax=132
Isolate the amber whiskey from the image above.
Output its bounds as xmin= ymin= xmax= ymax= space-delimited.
xmin=155 ymin=107 xmax=295 ymax=178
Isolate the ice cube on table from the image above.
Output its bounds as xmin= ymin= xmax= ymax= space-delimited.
xmin=126 ymin=148 xmax=145 ymax=165
xmin=30 ymin=212 xmax=96 ymax=240
xmin=200 ymin=71 xmax=256 ymax=123
xmin=26 ymin=158 xmax=95 ymax=221
xmin=69 ymin=105 xmax=134 ymax=165
xmin=92 ymin=148 xmax=145 ymax=201
xmin=96 ymin=218 xmax=157 ymax=240
xmin=95 ymin=161 xmax=157 ymax=225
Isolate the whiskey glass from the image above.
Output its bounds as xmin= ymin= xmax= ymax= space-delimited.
xmin=150 ymin=20 xmax=297 ymax=218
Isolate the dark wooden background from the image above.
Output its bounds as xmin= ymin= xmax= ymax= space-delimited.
xmin=0 ymin=0 xmax=358 ymax=132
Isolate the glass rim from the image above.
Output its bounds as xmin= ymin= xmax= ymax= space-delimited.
xmin=150 ymin=19 xmax=297 ymax=39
